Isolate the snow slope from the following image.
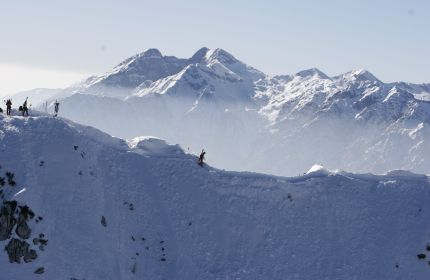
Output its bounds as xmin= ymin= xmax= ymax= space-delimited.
xmin=1 ymin=114 xmax=430 ymax=279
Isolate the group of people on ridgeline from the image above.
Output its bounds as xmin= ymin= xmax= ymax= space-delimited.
xmin=0 ymin=98 xmax=60 ymax=117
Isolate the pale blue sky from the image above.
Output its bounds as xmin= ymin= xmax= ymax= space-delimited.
xmin=0 ymin=0 xmax=428 ymax=94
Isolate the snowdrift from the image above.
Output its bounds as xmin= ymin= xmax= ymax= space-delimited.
xmin=1 ymin=114 xmax=430 ymax=279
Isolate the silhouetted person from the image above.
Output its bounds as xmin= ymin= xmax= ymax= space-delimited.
xmin=54 ymin=100 xmax=60 ymax=117
xmin=198 ymin=149 xmax=206 ymax=167
xmin=22 ymin=97 xmax=29 ymax=117
xmin=5 ymin=99 xmax=12 ymax=116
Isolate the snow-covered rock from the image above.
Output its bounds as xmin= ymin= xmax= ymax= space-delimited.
xmin=305 ymin=164 xmax=330 ymax=175
xmin=128 ymin=136 xmax=185 ymax=157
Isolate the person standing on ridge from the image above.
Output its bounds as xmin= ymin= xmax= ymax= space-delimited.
xmin=54 ymin=100 xmax=60 ymax=117
xmin=198 ymin=149 xmax=206 ymax=167
xmin=22 ymin=97 xmax=29 ymax=117
xmin=5 ymin=99 xmax=12 ymax=116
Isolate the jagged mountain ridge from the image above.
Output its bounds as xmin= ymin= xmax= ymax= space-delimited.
xmin=1 ymin=114 xmax=430 ymax=279
xmin=36 ymin=47 xmax=430 ymax=116
xmin=20 ymin=47 xmax=430 ymax=175
xmin=258 ymin=68 xmax=430 ymax=125
xmin=58 ymin=47 xmax=264 ymax=100
xmin=40 ymin=47 xmax=430 ymax=122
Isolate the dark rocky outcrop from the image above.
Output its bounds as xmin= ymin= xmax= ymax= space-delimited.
xmin=19 ymin=205 xmax=35 ymax=219
xmin=16 ymin=213 xmax=31 ymax=239
xmin=0 ymin=169 xmax=47 ymax=267
xmin=33 ymin=236 xmax=48 ymax=251
xmin=34 ymin=267 xmax=44 ymax=274
xmin=5 ymin=172 xmax=16 ymax=186
xmin=1 ymin=201 xmax=44 ymax=263
xmin=0 ymin=201 xmax=18 ymax=240
xmin=5 ymin=238 xmax=37 ymax=263
xmin=101 ymin=216 xmax=107 ymax=227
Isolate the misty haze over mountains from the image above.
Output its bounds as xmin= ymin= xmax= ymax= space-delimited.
xmin=15 ymin=47 xmax=430 ymax=176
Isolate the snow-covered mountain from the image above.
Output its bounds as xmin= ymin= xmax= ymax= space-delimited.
xmin=1 ymin=114 xmax=430 ymax=279
xmin=15 ymin=47 xmax=430 ymax=176
xmin=46 ymin=47 xmax=263 ymax=101
xmin=256 ymin=68 xmax=430 ymax=175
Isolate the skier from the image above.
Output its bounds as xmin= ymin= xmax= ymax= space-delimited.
xmin=22 ymin=97 xmax=29 ymax=117
xmin=198 ymin=149 xmax=206 ymax=167
xmin=5 ymin=99 xmax=12 ymax=116
xmin=54 ymin=100 xmax=60 ymax=117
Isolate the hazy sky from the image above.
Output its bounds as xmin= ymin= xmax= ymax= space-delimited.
xmin=0 ymin=0 xmax=428 ymax=95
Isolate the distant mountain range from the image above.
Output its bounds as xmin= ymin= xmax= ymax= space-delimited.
xmin=13 ymin=47 xmax=430 ymax=175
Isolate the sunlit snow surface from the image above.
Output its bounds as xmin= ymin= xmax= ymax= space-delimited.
xmin=1 ymin=113 xmax=430 ymax=279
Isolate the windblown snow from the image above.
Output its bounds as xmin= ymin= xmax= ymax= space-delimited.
xmin=1 ymin=114 xmax=430 ymax=279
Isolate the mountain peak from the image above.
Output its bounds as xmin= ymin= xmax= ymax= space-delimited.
xmin=138 ymin=48 xmax=163 ymax=58
xmin=296 ymin=68 xmax=329 ymax=79
xmin=114 ymin=48 xmax=163 ymax=70
xmin=190 ymin=47 xmax=210 ymax=62
xmin=344 ymin=69 xmax=380 ymax=83
xmin=206 ymin=48 xmax=238 ymax=65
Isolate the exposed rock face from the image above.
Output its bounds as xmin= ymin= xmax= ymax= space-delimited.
xmin=15 ymin=213 xmax=31 ymax=239
xmin=0 ymin=200 xmax=17 ymax=240
xmin=0 ymin=169 xmax=47 ymax=268
xmin=5 ymin=238 xmax=37 ymax=263
xmin=2 ymin=203 xmax=42 ymax=263
xmin=5 ymin=172 xmax=16 ymax=186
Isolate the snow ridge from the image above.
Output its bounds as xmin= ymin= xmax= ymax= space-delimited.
xmin=1 ymin=115 xmax=430 ymax=279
